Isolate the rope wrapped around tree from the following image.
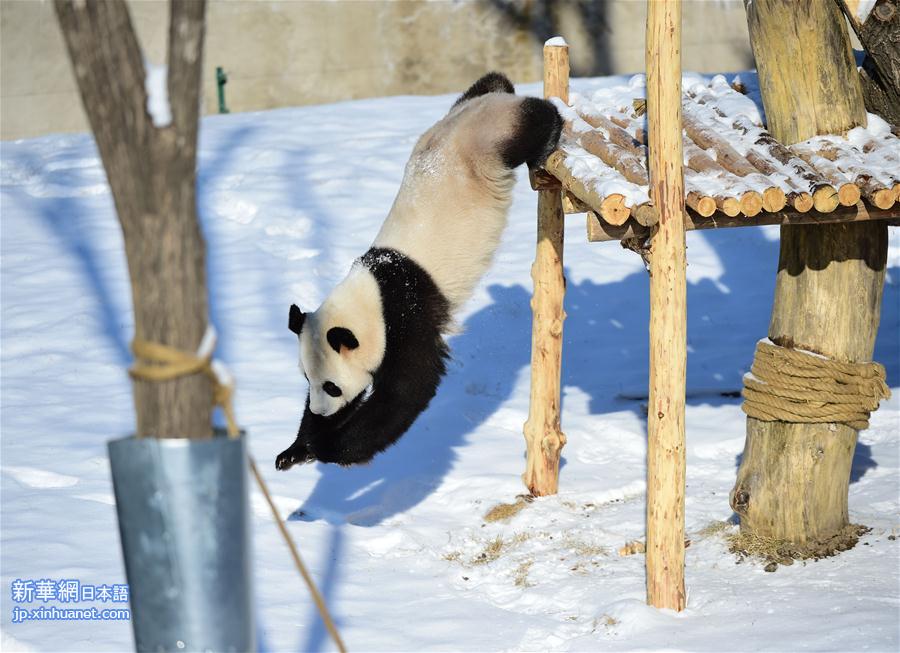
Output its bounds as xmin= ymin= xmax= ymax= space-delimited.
xmin=130 ymin=331 xmax=239 ymax=437
xmin=742 ymin=339 xmax=891 ymax=430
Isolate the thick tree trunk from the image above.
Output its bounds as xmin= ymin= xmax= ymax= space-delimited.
xmin=56 ymin=0 xmax=212 ymax=438
xmin=746 ymin=0 xmax=867 ymax=143
xmin=732 ymin=0 xmax=888 ymax=544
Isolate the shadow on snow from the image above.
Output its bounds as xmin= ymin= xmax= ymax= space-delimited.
xmin=293 ymin=223 xmax=900 ymax=530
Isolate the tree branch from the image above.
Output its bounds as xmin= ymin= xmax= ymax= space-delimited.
xmin=167 ymin=0 xmax=206 ymax=144
xmin=55 ymin=0 xmax=156 ymax=221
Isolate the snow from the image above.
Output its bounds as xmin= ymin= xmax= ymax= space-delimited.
xmin=861 ymin=112 xmax=892 ymax=139
xmin=196 ymin=323 xmax=217 ymax=359
xmin=144 ymin=62 xmax=172 ymax=128
xmin=856 ymin=0 xmax=878 ymax=22
xmin=544 ymin=36 xmax=568 ymax=47
xmin=562 ymin=73 xmax=899 ymax=214
xmin=2 ymin=76 xmax=899 ymax=652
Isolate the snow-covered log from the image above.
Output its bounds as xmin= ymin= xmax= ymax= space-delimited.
xmin=792 ymin=139 xmax=896 ymax=210
xmin=681 ymin=111 xmax=786 ymax=212
xmin=543 ymin=151 xmax=630 ymax=225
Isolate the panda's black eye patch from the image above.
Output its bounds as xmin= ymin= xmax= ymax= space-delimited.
xmin=327 ymin=327 xmax=359 ymax=353
xmin=322 ymin=381 xmax=342 ymax=398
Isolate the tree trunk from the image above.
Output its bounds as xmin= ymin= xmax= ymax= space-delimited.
xmin=838 ymin=0 xmax=900 ymax=127
xmin=732 ymin=0 xmax=888 ymax=545
xmin=56 ymin=0 xmax=212 ymax=438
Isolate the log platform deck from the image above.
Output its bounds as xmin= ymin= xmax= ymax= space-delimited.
xmin=532 ymin=74 xmax=900 ymax=242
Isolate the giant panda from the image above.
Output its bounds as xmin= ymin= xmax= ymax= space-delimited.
xmin=276 ymin=72 xmax=562 ymax=470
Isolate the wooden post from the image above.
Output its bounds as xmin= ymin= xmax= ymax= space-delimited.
xmin=645 ymin=0 xmax=687 ymax=611
xmin=523 ymin=41 xmax=568 ymax=497
xmin=731 ymin=0 xmax=888 ymax=546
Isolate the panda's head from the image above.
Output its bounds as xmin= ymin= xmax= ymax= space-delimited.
xmin=288 ymin=265 xmax=386 ymax=417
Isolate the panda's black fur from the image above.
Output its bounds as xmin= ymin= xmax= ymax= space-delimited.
xmin=452 ymin=71 xmax=515 ymax=108
xmin=277 ymin=72 xmax=562 ymax=468
xmin=501 ymin=96 xmax=563 ymax=169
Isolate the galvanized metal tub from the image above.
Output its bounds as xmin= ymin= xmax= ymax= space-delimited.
xmin=108 ymin=433 xmax=255 ymax=652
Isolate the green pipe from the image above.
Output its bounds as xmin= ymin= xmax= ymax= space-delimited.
xmin=216 ymin=66 xmax=229 ymax=114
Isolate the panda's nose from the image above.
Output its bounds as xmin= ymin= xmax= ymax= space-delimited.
xmin=323 ymin=381 xmax=342 ymax=397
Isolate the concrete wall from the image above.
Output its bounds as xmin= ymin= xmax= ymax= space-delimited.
xmin=1 ymin=0 xmax=753 ymax=141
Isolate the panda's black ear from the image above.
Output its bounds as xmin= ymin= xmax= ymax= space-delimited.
xmin=327 ymin=327 xmax=359 ymax=353
xmin=289 ymin=304 xmax=306 ymax=335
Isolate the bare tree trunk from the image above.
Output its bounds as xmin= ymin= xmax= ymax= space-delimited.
xmin=731 ymin=0 xmax=888 ymax=545
xmin=838 ymin=0 xmax=900 ymax=127
xmin=56 ymin=0 xmax=212 ymax=438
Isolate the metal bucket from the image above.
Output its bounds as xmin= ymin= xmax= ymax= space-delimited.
xmin=108 ymin=433 xmax=255 ymax=652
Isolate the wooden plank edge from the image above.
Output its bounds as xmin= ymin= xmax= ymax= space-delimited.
xmin=587 ymin=201 xmax=900 ymax=242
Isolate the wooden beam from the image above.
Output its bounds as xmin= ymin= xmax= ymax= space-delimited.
xmin=523 ymin=41 xmax=569 ymax=497
xmin=645 ymin=0 xmax=687 ymax=612
xmin=562 ymin=192 xmax=590 ymax=214
xmin=529 ymin=168 xmax=562 ymax=191
xmin=587 ymin=216 xmax=650 ymax=242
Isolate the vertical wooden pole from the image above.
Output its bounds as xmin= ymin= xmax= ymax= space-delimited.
xmin=523 ymin=41 xmax=569 ymax=497
xmin=645 ymin=0 xmax=687 ymax=611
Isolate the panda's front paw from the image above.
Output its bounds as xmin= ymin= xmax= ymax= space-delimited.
xmin=275 ymin=446 xmax=314 ymax=471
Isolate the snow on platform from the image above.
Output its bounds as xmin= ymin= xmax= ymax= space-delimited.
xmin=546 ymin=74 xmax=900 ymax=229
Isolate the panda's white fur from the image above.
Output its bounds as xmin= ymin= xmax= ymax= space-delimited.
xmin=298 ymin=263 xmax=385 ymax=416
xmin=374 ymin=92 xmax=523 ymax=310
xmin=278 ymin=73 xmax=562 ymax=468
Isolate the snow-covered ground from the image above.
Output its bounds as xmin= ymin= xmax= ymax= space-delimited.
xmin=2 ymin=76 xmax=898 ymax=652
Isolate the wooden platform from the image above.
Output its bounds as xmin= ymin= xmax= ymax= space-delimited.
xmin=534 ymin=75 xmax=900 ymax=241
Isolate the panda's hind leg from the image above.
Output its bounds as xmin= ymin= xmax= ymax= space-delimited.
xmin=452 ymin=71 xmax=515 ymax=108
xmin=500 ymin=97 xmax=563 ymax=170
